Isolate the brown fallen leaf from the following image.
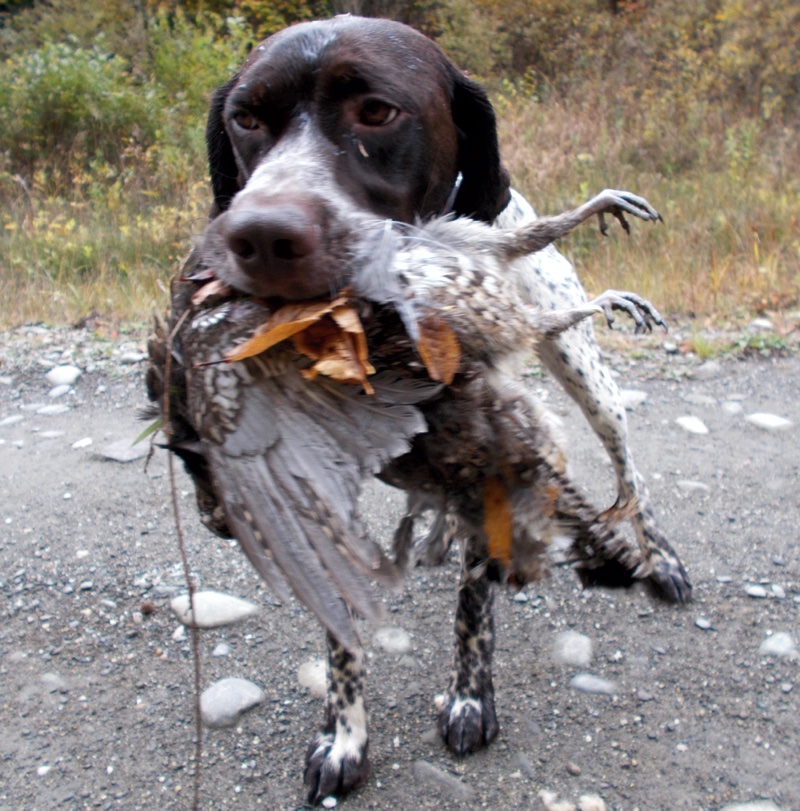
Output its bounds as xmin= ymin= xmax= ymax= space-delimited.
xmin=192 ymin=278 xmax=232 ymax=307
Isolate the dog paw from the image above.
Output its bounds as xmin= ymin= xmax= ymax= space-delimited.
xmin=304 ymin=730 xmax=370 ymax=803
xmin=438 ymin=693 xmax=499 ymax=755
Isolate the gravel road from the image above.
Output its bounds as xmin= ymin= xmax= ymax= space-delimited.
xmin=1 ymin=324 xmax=798 ymax=811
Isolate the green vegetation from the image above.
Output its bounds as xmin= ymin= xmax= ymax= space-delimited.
xmin=1 ymin=1 xmax=798 ymax=328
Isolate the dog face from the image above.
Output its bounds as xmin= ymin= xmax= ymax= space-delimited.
xmin=201 ymin=16 xmax=510 ymax=301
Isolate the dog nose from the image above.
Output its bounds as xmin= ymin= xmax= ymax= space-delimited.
xmin=226 ymin=203 xmax=322 ymax=275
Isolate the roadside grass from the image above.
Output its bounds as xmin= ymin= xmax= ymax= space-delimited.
xmin=1 ymin=93 xmax=798 ymax=331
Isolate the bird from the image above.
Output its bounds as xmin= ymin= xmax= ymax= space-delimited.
xmin=146 ymin=190 xmax=675 ymax=652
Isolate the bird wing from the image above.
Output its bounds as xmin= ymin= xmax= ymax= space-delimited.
xmin=175 ymin=297 xmax=433 ymax=652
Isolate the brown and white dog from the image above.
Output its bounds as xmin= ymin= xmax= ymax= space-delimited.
xmin=169 ymin=14 xmax=690 ymax=802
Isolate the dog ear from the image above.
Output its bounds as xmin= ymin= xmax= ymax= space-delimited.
xmin=450 ymin=72 xmax=511 ymax=223
xmin=205 ymin=75 xmax=241 ymax=218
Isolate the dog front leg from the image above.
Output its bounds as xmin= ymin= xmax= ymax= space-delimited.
xmin=438 ymin=550 xmax=499 ymax=754
xmin=305 ymin=633 xmax=369 ymax=803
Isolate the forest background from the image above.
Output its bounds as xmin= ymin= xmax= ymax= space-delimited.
xmin=1 ymin=0 xmax=798 ymax=344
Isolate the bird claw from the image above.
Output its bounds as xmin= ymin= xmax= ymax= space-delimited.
xmin=590 ymin=289 xmax=667 ymax=334
xmin=594 ymin=190 xmax=662 ymax=236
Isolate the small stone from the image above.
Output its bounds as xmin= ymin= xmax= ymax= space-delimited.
xmin=675 ymin=416 xmax=709 ymax=435
xmin=569 ymin=673 xmax=617 ymax=696
xmin=663 ymin=341 xmax=679 ymax=355
xmin=716 ymin=574 xmax=733 ymax=584
xmin=620 ymin=389 xmax=648 ymax=410
xmin=694 ymin=360 xmax=722 ymax=379
xmin=298 ymin=659 xmax=328 ymax=698
xmin=781 ymin=682 xmax=793 ymax=694
xmin=683 ymin=393 xmax=717 ymax=406
xmin=48 ymin=385 xmax=71 ymax=398
xmin=374 ymin=626 xmax=412 ymax=655
xmin=212 ymin=642 xmax=231 ymax=657
xmin=72 ymin=437 xmax=93 ymax=449
xmin=722 ymin=401 xmax=744 ymax=416
xmin=172 ymin=625 xmax=187 ymax=642
xmin=745 ymin=413 xmax=793 ymax=432
xmin=637 ymin=690 xmax=655 ymax=702
xmin=748 ymin=318 xmax=773 ymax=332
xmin=553 ymin=631 xmax=593 ymax=668
xmin=39 ymin=430 xmax=65 ymax=439
xmin=770 ymin=584 xmax=786 ymax=599
xmin=566 ymin=761 xmax=582 ymax=776
xmin=45 ymin=365 xmax=81 ymax=386
xmin=79 ymin=580 xmax=93 ymax=591
xmin=200 ymin=677 xmax=266 ymax=728
xmin=37 ymin=764 xmax=51 ymax=776
xmin=759 ymin=632 xmax=797 ymax=660
xmin=170 ymin=591 xmax=260 ymax=628
xmin=40 ymin=672 xmax=68 ymax=693
xmin=36 ymin=404 xmax=70 ymax=416
xmin=0 ymin=415 xmax=24 ymax=427
xmin=720 ymin=802 xmax=783 ymax=811
xmin=119 ymin=351 xmax=147 ymax=364
xmin=695 ymin=617 xmax=715 ymax=631
xmin=513 ymin=590 xmax=529 ymax=602
xmin=412 ymin=760 xmax=474 ymax=800
xmin=97 ymin=438 xmax=148 ymax=463
xmin=744 ymin=585 xmax=768 ymax=598
xmin=577 ymin=795 xmax=608 ymax=811
xmin=321 ymin=797 xmax=337 ymax=809
xmin=677 ymin=480 xmax=710 ymax=494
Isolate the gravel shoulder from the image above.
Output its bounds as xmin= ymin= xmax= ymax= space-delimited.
xmin=1 ymin=325 xmax=798 ymax=811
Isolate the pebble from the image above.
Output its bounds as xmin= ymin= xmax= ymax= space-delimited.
xmin=0 ymin=415 xmax=24 ymax=427
xmin=694 ymin=360 xmax=722 ymax=379
xmin=675 ymin=415 xmax=709 ymax=434
xmin=748 ymin=318 xmax=773 ymax=332
xmin=373 ymin=626 xmax=412 ymax=655
xmin=36 ymin=404 xmax=70 ymax=416
xmin=695 ymin=617 xmax=715 ymax=631
xmin=722 ymin=401 xmax=744 ymax=416
xmin=676 ymin=480 xmax=710 ymax=494
xmin=45 ymin=365 xmax=81 ymax=386
xmin=212 ymin=642 xmax=231 ymax=657
xmin=759 ymin=632 xmax=797 ymax=660
xmin=170 ymin=591 xmax=260 ymax=628
xmin=744 ymin=585 xmax=768 ymax=598
xmin=411 ymin=760 xmax=474 ymax=800
xmin=552 ymin=631 xmax=593 ymax=668
xmin=620 ymin=389 xmax=648 ymax=410
xmin=72 ymin=437 xmax=93 ymax=449
xmin=200 ymin=677 xmax=266 ymax=728
xmin=683 ymin=393 xmax=717 ymax=406
xmin=578 ymin=796 xmax=608 ymax=811
xmin=569 ymin=673 xmax=617 ymax=696
xmin=720 ymin=802 xmax=782 ymax=811
xmin=97 ymin=437 xmax=148 ymax=463
xmin=745 ymin=413 xmax=793 ymax=431
xmin=297 ymin=659 xmax=328 ymax=698
xmin=770 ymin=584 xmax=786 ymax=599
xmin=48 ymin=384 xmax=71 ymax=398
xmin=37 ymin=764 xmax=51 ymax=777
xmin=119 ymin=351 xmax=148 ymax=364
xmin=321 ymin=797 xmax=337 ymax=809
xmin=40 ymin=672 xmax=68 ymax=693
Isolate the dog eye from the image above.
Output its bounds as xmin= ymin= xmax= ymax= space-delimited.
xmin=232 ymin=111 xmax=260 ymax=131
xmin=359 ymin=100 xmax=399 ymax=127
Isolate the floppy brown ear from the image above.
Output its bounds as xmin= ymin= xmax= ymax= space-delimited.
xmin=450 ymin=72 xmax=511 ymax=223
xmin=205 ymin=75 xmax=241 ymax=218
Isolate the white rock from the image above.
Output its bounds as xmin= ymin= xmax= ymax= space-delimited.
xmin=36 ymin=404 xmax=70 ymax=416
xmin=676 ymin=480 xmax=710 ymax=494
xmin=72 ymin=437 xmax=93 ymax=449
xmin=171 ymin=591 xmax=260 ymax=628
xmin=321 ymin=797 xmax=338 ymax=809
xmin=200 ymin=677 xmax=266 ymax=728
xmin=412 ymin=760 xmax=474 ymax=800
xmin=676 ymin=415 xmax=709 ymax=435
xmin=374 ymin=626 xmax=412 ymax=655
xmin=744 ymin=585 xmax=768 ymax=598
xmin=620 ymin=389 xmax=648 ymax=410
xmin=552 ymin=631 xmax=593 ymax=668
xmin=748 ymin=318 xmax=773 ymax=332
xmin=569 ymin=673 xmax=617 ymax=696
xmin=37 ymin=764 xmax=51 ymax=776
xmin=770 ymin=584 xmax=786 ymax=599
xmin=0 ymin=415 xmax=24 ymax=427
xmin=759 ymin=632 xmax=798 ymax=660
xmin=45 ymin=365 xmax=81 ymax=386
xmin=120 ymin=351 xmax=147 ymax=364
xmin=48 ymin=385 xmax=71 ymax=398
xmin=745 ymin=413 xmax=793 ymax=431
xmin=298 ymin=659 xmax=328 ymax=698
xmin=98 ymin=437 xmax=148 ymax=463
xmin=578 ymin=795 xmax=608 ymax=811
xmin=720 ymin=802 xmax=783 ymax=811
xmin=212 ymin=642 xmax=231 ymax=657
xmin=684 ymin=393 xmax=717 ymax=406
xmin=722 ymin=401 xmax=744 ymax=416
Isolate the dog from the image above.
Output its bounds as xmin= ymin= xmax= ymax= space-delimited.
xmin=151 ymin=15 xmax=691 ymax=803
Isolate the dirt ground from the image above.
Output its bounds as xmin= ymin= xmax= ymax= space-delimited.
xmin=1 ymin=328 xmax=798 ymax=811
